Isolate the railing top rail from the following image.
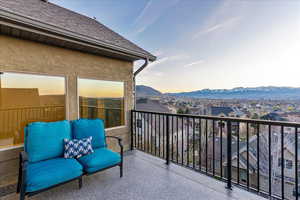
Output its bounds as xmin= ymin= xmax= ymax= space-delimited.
xmin=132 ymin=109 xmax=300 ymax=127
xmin=0 ymin=105 xmax=65 ymax=111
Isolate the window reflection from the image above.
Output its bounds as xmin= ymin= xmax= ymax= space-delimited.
xmin=0 ymin=72 xmax=65 ymax=149
xmin=78 ymin=78 xmax=125 ymax=128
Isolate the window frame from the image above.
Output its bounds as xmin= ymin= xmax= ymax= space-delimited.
xmin=0 ymin=70 xmax=68 ymax=151
xmin=77 ymin=76 xmax=127 ymax=129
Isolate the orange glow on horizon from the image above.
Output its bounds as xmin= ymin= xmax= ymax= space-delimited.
xmin=0 ymin=72 xmax=65 ymax=95
xmin=78 ymin=78 xmax=124 ymax=98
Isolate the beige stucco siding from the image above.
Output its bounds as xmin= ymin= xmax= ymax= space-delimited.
xmin=0 ymin=35 xmax=134 ymax=186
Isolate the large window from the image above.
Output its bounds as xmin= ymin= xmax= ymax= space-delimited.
xmin=78 ymin=78 xmax=125 ymax=128
xmin=0 ymin=72 xmax=65 ymax=149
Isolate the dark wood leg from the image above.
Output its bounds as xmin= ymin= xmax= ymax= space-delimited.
xmin=120 ymin=162 xmax=123 ymax=178
xmin=78 ymin=177 xmax=82 ymax=189
xmin=17 ymin=158 xmax=22 ymax=193
xmin=19 ymin=185 xmax=26 ymax=200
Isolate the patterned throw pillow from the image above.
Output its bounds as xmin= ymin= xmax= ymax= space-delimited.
xmin=64 ymin=136 xmax=94 ymax=158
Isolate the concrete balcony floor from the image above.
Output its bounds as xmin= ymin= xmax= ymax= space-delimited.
xmin=1 ymin=151 xmax=266 ymax=200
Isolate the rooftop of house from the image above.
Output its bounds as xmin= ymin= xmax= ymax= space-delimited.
xmin=211 ymin=106 xmax=234 ymax=116
xmin=261 ymin=112 xmax=286 ymax=121
xmin=0 ymin=0 xmax=156 ymax=61
xmin=136 ymin=99 xmax=170 ymax=113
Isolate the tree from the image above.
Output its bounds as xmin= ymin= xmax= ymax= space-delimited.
xmin=177 ymin=108 xmax=185 ymax=114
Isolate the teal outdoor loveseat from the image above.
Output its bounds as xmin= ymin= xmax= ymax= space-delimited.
xmin=17 ymin=119 xmax=123 ymax=200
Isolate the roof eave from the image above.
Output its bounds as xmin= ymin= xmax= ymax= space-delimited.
xmin=0 ymin=7 xmax=156 ymax=62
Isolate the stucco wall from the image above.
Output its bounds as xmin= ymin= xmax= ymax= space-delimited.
xmin=0 ymin=35 xmax=134 ymax=187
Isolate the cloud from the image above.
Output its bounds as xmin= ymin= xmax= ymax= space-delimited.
xmin=133 ymin=0 xmax=181 ymax=35
xmin=134 ymin=0 xmax=153 ymax=25
xmin=194 ymin=17 xmax=242 ymax=38
xmin=153 ymin=49 xmax=165 ymax=57
xmin=148 ymin=57 xmax=169 ymax=67
xmin=193 ymin=0 xmax=246 ymax=39
xmin=184 ymin=60 xmax=205 ymax=68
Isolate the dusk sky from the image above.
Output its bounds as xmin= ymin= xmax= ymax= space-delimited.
xmin=78 ymin=79 xmax=124 ymax=98
xmin=1 ymin=73 xmax=65 ymax=95
xmin=51 ymin=0 xmax=300 ymax=93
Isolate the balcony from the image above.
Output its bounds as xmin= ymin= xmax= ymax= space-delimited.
xmin=2 ymin=150 xmax=265 ymax=200
xmin=131 ymin=110 xmax=300 ymax=200
xmin=2 ymin=110 xmax=300 ymax=200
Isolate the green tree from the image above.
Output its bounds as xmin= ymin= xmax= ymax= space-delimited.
xmin=177 ymin=108 xmax=185 ymax=114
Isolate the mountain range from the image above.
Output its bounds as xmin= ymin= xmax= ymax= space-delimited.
xmin=136 ymin=85 xmax=162 ymax=97
xmin=136 ymin=85 xmax=300 ymax=100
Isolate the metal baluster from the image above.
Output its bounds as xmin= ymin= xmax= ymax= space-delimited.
xmin=177 ymin=116 xmax=179 ymax=164
xmin=295 ymin=127 xmax=298 ymax=200
xmin=199 ymin=118 xmax=202 ymax=171
xmin=143 ymin=113 xmax=146 ymax=152
xmin=213 ymin=120 xmax=215 ymax=176
xmin=138 ymin=112 xmax=141 ymax=150
xmin=257 ymin=124 xmax=260 ymax=192
xmin=131 ymin=110 xmax=134 ymax=150
xmin=237 ymin=122 xmax=240 ymax=185
xmin=268 ymin=125 xmax=272 ymax=196
xmin=151 ymin=113 xmax=153 ymax=154
xmin=220 ymin=121 xmax=223 ymax=178
xmin=206 ymin=119 xmax=208 ymax=174
xmin=166 ymin=115 xmax=170 ymax=165
xmin=247 ymin=122 xmax=249 ymax=189
xmin=193 ymin=117 xmax=196 ymax=169
xmin=135 ymin=111 xmax=137 ymax=149
xmin=182 ymin=116 xmax=184 ymax=165
xmin=171 ymin=116 xmax=174 ymax=161
xmin=281 ymin=126 xmax=284 ymax=199
xmin=147 ymin=114 xmax=152 ymax=154
xmin=187 ymin=117 xmax=190 ymax=167
xmin=151 ymin=114 xmax=155 ymax=154
xmin=226 ymin=121 xmax=232 ymax=189
xmin=148 ymin=113 xmax=150 ymax=153
xmin=163 ymin=115 xmax=165 ymax=158
xmin=159 ymin=114 xmax=161 ymax=157
xmin=155 ymin=114 xmax=157 ymax=156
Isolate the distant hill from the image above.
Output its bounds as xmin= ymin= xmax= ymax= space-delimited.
xmin=136 ymin=85 xmax=300 ymax=100
xmin=166 ymin=86 xmax=300 ymax=100
xmin=136 ymin=85 xmax=162 ymax=97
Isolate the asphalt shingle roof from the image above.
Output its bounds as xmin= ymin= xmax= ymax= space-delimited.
xmin=211 ymin=107 xmax=234 ymax=116
xmin=0 ymin=0 xmax=155 ymax=59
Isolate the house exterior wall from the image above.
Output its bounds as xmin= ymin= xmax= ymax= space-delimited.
xmin=0 ymin=35 xmax=134 ymax=187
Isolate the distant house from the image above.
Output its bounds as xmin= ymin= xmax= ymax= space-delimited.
xmin=136 ymin=98 xmax=170 ymax=113
xmin=230 ymin=130 xmax=300 ymax=199
xmin=210 ymin=106 xmax=235 ymax=117
xmin=261 ymin=112 xmax=286 ymax=121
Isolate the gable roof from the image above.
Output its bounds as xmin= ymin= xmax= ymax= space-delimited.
xmin=211 ymin=106 xmax=234 ymax=116
xmin=0 ymin=0 xmax=156 ymax=61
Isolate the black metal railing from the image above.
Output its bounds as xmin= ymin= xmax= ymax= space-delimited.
xmin=131 ymin=110 xmax=300 ymax=200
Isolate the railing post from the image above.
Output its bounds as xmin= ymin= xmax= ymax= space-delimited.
xmin=226 ymin=120 xmax=232 ymax=189
xmin=166 ymin=115 xmax=170 ymax=165
xmin=130 ymin=110 xmax=134 ymax=151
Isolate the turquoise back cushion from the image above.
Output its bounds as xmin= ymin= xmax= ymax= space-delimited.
xmin=25 ymin=120 xmax=72 ymax=163
xmin=71 ymin=119 xmax=106 ymax=149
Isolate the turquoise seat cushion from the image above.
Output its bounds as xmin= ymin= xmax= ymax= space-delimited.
xmin=72 ymin=119 xmax=106 ymax=149
xmin=25 ymin=120 xmax=72 ymax=163
xmin=78 ymin=148 xmax=121 ymax=173
xmin=26 ymin=158 xmax=83 ymax=192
